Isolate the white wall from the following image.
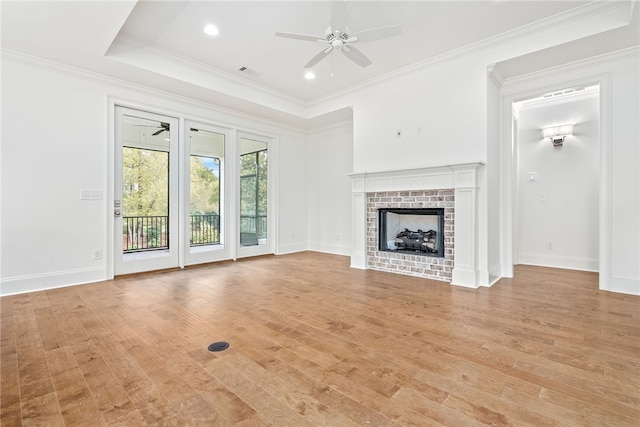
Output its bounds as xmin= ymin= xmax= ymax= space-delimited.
xmin=516 ymin=90 xmax=600 ymax=271
xmin=306 ymin=122 xmax=353 ymax=256
xmin=276 ymin=127 xmax=309 ymax=255
xmin=608 ymin=53 xmax=640 ymax=295
xmin=351 ymin=54 xmax=487 ymax=173
xmin=0 ymin=53 xmax=308 ymax=295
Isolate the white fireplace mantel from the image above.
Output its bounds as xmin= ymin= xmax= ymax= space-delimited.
xmin=348 ymin=162 xmax=485 ymax=288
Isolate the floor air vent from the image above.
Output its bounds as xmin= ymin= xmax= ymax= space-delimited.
xmin=208 ymin=341 xmax=230 ymax=352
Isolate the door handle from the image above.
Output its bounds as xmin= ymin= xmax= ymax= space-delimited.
xmin=114 ymin=209 xmax=121 ymax=217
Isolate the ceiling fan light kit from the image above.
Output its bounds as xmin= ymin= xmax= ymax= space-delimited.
xmin=275 ymin=2 xmax=401 ymax=72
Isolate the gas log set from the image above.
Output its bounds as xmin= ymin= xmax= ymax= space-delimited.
xmin=394 ymin=228 xmax=437 ymax=253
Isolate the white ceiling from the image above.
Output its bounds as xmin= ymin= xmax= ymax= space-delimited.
xmin=2 ymin=1 xmax=638 ymax=128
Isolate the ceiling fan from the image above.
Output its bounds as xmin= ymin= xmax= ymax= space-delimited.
xmin=275 ymin=1 xmax=401 ymax=69
xmin=151 ymin=122 xmax=170 ymax=136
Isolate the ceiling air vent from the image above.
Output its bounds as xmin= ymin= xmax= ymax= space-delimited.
xmin=237 ymin=66 xmax=261 ymax=77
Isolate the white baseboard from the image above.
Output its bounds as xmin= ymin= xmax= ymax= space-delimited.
xmin=1 ymin=267 xmax=107 ymax=297
xmin=607 ymin=276 xmax=640 ymax=296
xmin=451 ymin=268 xmax=480 ymax=288
xmin=307 ymin=242 xmax=351 ymax=257
xmin=276 ymin=242 xmax=308 ymax=255
xmin=518 ymin=253 xmax=598 ymax=272
xmin=487 ymin=262 xmax=503 ymax=286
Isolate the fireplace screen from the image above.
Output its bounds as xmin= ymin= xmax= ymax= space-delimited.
xmin=378 ymin=208 xmax=445 ymax=257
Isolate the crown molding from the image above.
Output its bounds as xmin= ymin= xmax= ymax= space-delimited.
xmin=1 ymin=48 xmax=311 ymax=133
xmin=307 ymin=118 xmax=353 ymax=135
xmin=503 ymin=45 xmax=639 ymax=87
xmin=487 ymin=64 xmax=506 ymax=88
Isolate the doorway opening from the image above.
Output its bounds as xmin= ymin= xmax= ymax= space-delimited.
xmin=513 ymin=84 xmax=600 ymax=272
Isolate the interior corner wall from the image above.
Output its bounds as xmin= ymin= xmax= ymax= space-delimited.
xmin=486 ymin=75 xmax=502 ymax=284
xmin=0 ymin=53 xmax=308 ymax=296
xmin=306 ymin=122 xmax=353 ymax=256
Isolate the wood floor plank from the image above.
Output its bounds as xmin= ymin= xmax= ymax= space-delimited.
xmin=2 ymin=252 xmax=639 ymax=426
xmin=205 ymin=353 xmax=317 ymax=426
xmin=20 ymin=391 xmax=64 ymax=427
xmin=70 ymin=338 xmax=138 ymax=423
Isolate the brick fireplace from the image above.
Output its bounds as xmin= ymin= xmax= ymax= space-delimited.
xmin=367 ymin=190 xmax=454 ymax=281
xmin=349 ymin=163 xmax=484 ymax=288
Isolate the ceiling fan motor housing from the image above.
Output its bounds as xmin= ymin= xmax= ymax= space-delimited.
xmin=325 ymin=28 xmax=352 ymax=50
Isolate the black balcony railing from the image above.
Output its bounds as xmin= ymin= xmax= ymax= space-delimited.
xmin=123 ymin=213 xmax=264 ymax=253
xmin=240 ymin=215 xmax=267 ymax=239
xmin=190 ymin=213 xmax=220 ymax=246
xmin=123 ymin=216 xmax=169 ymax=253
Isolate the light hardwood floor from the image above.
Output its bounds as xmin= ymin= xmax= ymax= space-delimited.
xmin=1 ymin=252 xmax=639 ymax=426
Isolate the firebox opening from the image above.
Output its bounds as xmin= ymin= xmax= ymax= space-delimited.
xmin=378 ymin=208 xmax=445 ymax=257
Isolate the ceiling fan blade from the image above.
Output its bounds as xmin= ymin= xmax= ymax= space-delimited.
xmin=342 ymin=45 xmax=372 ymax=67
xmin=304 ymin=47 xmax=332 ymax=68
xmin=351 ymin=25 xmax=402 ymax=43
xmin=152 ymin=122 xmax=170 ymax=136
xmin=275 ymin=32 xmax=324 ymax=43
xmin=330 ymin=1 xmax=347 ymax=32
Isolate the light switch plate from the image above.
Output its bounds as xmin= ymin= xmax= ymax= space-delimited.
xmin=80 ymin=190 xmax=102 ymax=200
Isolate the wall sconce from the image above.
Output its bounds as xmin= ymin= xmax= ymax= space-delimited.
xmin=542 ymin=124 xmax=573 ymax=146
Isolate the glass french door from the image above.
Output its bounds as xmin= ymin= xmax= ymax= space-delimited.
xmin=183 ymin=121 xmax=231 ymax=265
xmin=114 ymin=107 xmax=179 ymax=275
xmin=237 ymin=133 xmax=273 ymax=258
xmin=114 ymin=108 xmax=272 ymax=273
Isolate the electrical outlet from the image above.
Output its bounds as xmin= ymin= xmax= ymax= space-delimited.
xmin=545 ymin=241 xmax=553 ymax=250
xmin=93 ymin=249 xmax=102 ymax=260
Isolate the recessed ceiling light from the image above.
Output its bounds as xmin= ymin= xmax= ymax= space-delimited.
xmin=204 ymin=24 xmax=219 ymax=36
xmin=304 ymin=71 xmax=316 ymax=80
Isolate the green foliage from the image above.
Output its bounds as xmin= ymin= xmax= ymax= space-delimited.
xmin=189 ymin=157 xmax=220 ymax=245
xmin=240 ymin=150 xmax=267 ymax=237
xmin=190 ymin=156 xmax=220 ymax=215
xmin=240 ymin=150 xmax=267 ymax=216
xmin=122 ymin=147 xmax=169 ymax=216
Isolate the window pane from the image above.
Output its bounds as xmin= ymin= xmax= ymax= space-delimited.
xmin=122 ymin=147 xmax=169 ymax=252
xmin=240 ymin=152 xmax=256 ymax=176
xmin=240 ymin=138 xmax=267 ymax=246
xmin=257 ymin=150 xmax=268 ymax=217
xmin=190 ymin=156 xmax=220 ymax=246
xmin=189 ymin=128 xmax=224 ymax=247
